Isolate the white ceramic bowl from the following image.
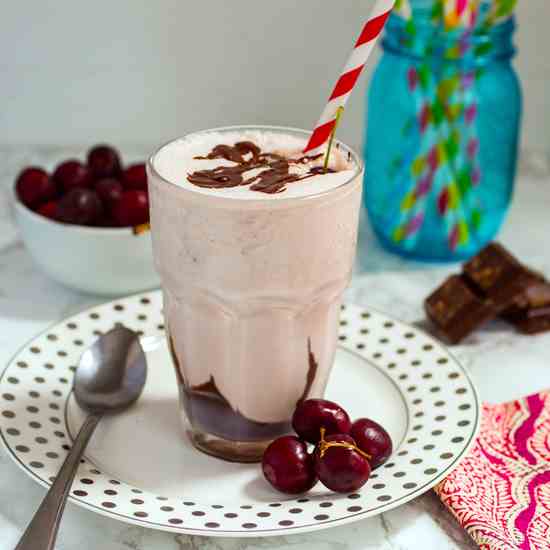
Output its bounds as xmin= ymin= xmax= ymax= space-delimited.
xmin=13 ymin=197 xmax=160 ymax=296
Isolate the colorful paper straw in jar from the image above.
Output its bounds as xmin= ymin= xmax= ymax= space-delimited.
xmin=303 ymin=0 xmax=396 ymax=155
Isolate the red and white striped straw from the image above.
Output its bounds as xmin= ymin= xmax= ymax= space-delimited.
xmin=303 ymin=0 xmax=396 ymax=154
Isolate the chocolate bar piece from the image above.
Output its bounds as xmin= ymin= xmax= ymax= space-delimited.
xmin=425 ymin=274 xmax=496 ymax=344
xmin=502 ymin=281 xmax=550 ymax=334
xmin=462 ymin=243 xmax=537 ymax=311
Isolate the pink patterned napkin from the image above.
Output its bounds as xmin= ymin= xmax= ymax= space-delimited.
xmin=435 ymin=391 xmax=550 ymax=550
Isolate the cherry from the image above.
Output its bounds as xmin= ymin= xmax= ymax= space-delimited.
xmin=87 ymin=144 xmax=121 ymax=179
xmin=15 ymin=167 xmax=57 ymax=209
xmin=313 ymin=432 xmax=371 ymax=493
xmin=112 ymin=190 xmax=149 ymax=227
xmin=262 ymin=436 xmax=317 ymax=494
xmin=122 ymin=163 xmax=147 ymax=191
xmin=95 ymin=178 xmax=123 ymax=208
xmin=350 ymin=418 xmax=393 ymax=469
xmin=292 ymin=399 xmax=352 ymax=444
xmin=36 ymin=201 xmax=59 ymax=221
xmin=57 ymin=188 xmax=103 ymax=226
xmin=52 ymin=160 xmax=91 ymax=191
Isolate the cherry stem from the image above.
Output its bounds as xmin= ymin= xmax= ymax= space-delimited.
xmin=133 ymin=222 xmax=151 ymax=236
xmin=318 ymin=427 xmax=372 ymax=461
xmin=323 ymin=106 xmax=345 ymax=173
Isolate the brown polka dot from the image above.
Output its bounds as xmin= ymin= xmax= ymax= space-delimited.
xmin=297 ymin=498 xmax=309 ymax=503
xmin=52 ymin=390 xmax=61 ymax=397
xmin=449 ymin=371 xmax=459 ymax=378
xmin=57 ymin=351 xmax=67 ymax=358
xmin=414 ymin=411 xmax=424 ymax=418
xmin=90 ymin=312 xmax=100 ymax=319
xmin=407 ymin=386 xmax=417 ymax=393
xmin=131 ymin=488 xmax=142 ymax=494
xmin=104 ymin=489 xmax=118 ymax=496
xmin=257 ymin=512 xmax=270 ymax=517
xmin=437 ymin=358 xmax=449 ymax=364
xmin=403 ymin=482 xmax=417 ymax=489
xmin=168 ymin=518 xmax=183 ymax=525
xmin=384 ymin=322 xmax=394 ymax=328
xmin=50 ymin=417 xmax=61 ymax=424
xmin=398 ymin=373 xmax=408 ymax=380
xmin=319 ymin=502 xmax=333 ymax=507
xmin=377 ymin=495 xmax=392 ymax=502
xmin=422 ymin=373 xmax=432 ymax=379
xmin=384 ymin=462 xmax=395 ymax=469
xmin=458 ymin=420 xmax=470 ymax=427
xmin=387 ymin=362 xmax=396 ymax=369
xmin=435 ymin=415 xmax=446 ymax=422
xmin=279 ymin=520 xmax=294 ymax=526
xmin=456 ymin=388 xmax=467 ymax=394
xmin=340 ymin=320 xmax=348 ymax=326
xmin=356 ymin=343 xmax=365 ymax=350
xmin=137 ymin=314 xmax=147 ymax=321
xmin=34 ymin=377 xmax=45 ymax=384
xmin=211 ymin=504 xmax=224 ymax=509
xmin=242 ymin=523 xmax=257 ymax=529
xmin=360 ymin=328 xmax=369 ymax=335
xmin=134 ymin=512 xmax=148 ymax=518
xmin=30 ymin=461 xmax=44 ymax=468
xmin=397 ymin=348 xmax=407 ymax=354
xmin=109 ymin=479 xmax=120 ymax=485
xmin=46 ymin=452 xmax=59 ymax=459
xmin=289 ymin=508 xmax=302 ymax=514
xmin=410 ymin=458 xmax=423 ymax=464
xmin=73 ymin=490 xmax=87 ymax=497
xmin=74 ymin=339 xmax=84 ymax=346
xmin=93 ymin=330 xmax=103 ymax=336
xmin=157 ymin=324 xmax=165 ymax=331
xmin=431 ymin=430 xmax=443 ymax=436
xmin=7 ymin=428 xmax=20 ymax=436
xmin=240 ymin=505 xmax=252 ymax=509
xmin=435 ymin=400 xmax=445 ymax=407
xmin=412 ymin=424 xmax=423 ymax=431
xmin=361 ymin=312 xmax=371 ymax=319
xmin=156 ymin=496 xmax=168 ymax=501
xmin=314 ymin=514 xmax=329 ymax=521
xmin=459 ymin=404 xmax=471 ymax=410
xmin=160 ymin=506 xmax=174 ymax=512
xmin=423 ymin=344 xmax=434 ymax=351
xmin=114 ymin=304 xmax=124 ymax=311
xmin=183 ymin=501 xmax=195 ymax=506
xmin=44 ymin=363 xmax=54 ymax=370
xmin=430 ymin=386 xmax=441 ymax=393
xmin=102 ymin=502 xmax=116 ymax=508
xmin=59 ymin=377 xmax=68 ymax=384
xmin=269 ymin=503 xmax=281 ymax=507
xmin=407 ymin=437 xmax=418 ymax=444
xmin=30 ymin=347 xmax=40 ymax=354
xmin=452 ymin=436 xmax=465 ymax=443
xmin=7 ymin=377 xmax=19 ymax=384
xmin=348 ymin=493 xmax=361 ymax=499
xmin=398 ymin=450 xmax=408 ymax=456
xmin=29 ymin=421 xmax=41 ymax=428
xmin=54 ymin=431 xmax=65 ymax=438
xmin=2 ymin=410 xmax=15 ymax=418
xmin=224 ymin=513 xmax=238 ymax=518
xmin=411 ymin=360 xmax=421 ymax=366
xmin=348 ymin=506 xmax=362 ymax=512
xmin=62 ymin=444 xmax=71 ymax=450
xmin=424 ymin=468 xmax=438 ymax=475
xmin=17 ymin=361 xmax=28 ymax=368
xmin=338 ymin=335 xmax=347 ymax=341
xmin=67 ymin=323 xmax=77 ymax=329
xmin=140 ymin=297 xmax=151 ymax=304
xmin=16 ymin=445 xmax=29 ymax=452
xmin=440 ymin=452 xmax=454 ymax=459
xmin=372 ymin=483 xmax=385 ymax=489
xmin=413 ymin=398 xmax=422 ymax=405
xmin=205 ymin=522 xmax=220 ymax=528
xmin=49 ymin=403 xmax=60 ymax=410
xmin=131 ymin=499 xmax=144 ymax=505
xmin=379 ymin=338 xmax=389 ymax=344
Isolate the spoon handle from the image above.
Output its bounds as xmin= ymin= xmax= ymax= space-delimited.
xmin=15 ymin=413 xmax=102 ymax=550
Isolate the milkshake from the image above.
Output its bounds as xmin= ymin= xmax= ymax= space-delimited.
xmin=148 ymin=126 xmax=363 ymax=462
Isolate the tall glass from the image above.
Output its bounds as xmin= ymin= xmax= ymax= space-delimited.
xmin=148 ymin=126 xmax=363 ymax=462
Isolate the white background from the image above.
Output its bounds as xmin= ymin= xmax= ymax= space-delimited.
xmin=1 ymin=1 xmax=547 ymax=152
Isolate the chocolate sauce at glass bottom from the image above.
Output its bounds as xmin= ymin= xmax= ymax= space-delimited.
xmin=168 ymin=334 xmax=318 ymax=442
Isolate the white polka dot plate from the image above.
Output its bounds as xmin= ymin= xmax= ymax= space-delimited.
xmin=0 ymin=290 xmax=480 ymax=537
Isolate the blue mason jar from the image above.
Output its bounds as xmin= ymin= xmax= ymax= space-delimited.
xmin=364 ymin=7 xmax=521 ymax=262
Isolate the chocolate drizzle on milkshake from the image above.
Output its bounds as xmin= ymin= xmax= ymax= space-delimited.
xmin=298 ymin=339 xmax=319 ymax=406
xmin=187 ymin=141 xmax=333 ymax=195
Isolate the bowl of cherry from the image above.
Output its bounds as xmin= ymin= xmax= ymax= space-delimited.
xmin=13 ymin=144 xmax=160 ymax=296
xmin=262 ymin=398 xmax=393 ymax=495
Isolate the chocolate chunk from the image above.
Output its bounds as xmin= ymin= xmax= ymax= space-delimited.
xmin=502 ymin=280 xmax=550 ymax=334
xmin=462 ymin=243 xmax=536 ymax=311
xmin=425 ymin=275 xmax=496 ymax=344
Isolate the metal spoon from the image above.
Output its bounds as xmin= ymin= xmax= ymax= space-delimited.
xmin=15 ymin=327 xmax=147 ymax=550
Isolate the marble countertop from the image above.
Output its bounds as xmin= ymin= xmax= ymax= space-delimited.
xmin=1 ymin=146 xmax=549 ymax=550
